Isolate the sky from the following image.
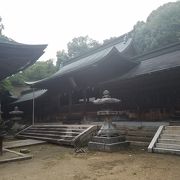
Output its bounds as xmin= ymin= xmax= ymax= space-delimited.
xmin=0 ymin=0 xmax=177 ymax=62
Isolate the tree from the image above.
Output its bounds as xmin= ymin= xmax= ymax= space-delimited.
xmin=103 ymin=36 xmax=117 ymax=44
xmin=0 ymin=118 xmax=7 ymax=155
xmin=8 ymin=73 xmax=25 ymax=86
xmin=0 ymin=17 xmax=4 ymax=36
xmin=23 ymin=59 xmax=57 ymax=81
xmin=67 ymin=36 xmax=100 ymax=58
xmin=133 ymin=1 xmax=180 ymax=54
xmin=56 ymin=36 xmax=101 ymax=69
xmin=0 ymin=79 xmax=13 ymax=92
xmin=8 ymin=59 xmax=57 ymax=85
xmin=56 ymin=50 xmax=69 ymax=69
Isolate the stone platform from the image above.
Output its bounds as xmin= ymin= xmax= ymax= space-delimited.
xmin=88 ymin=136 xmax=129 ymax=152
xmin=4 ymin=139 xmax=46 ymax=149
xmin=0 ymin=149 xmax=32 ymax=164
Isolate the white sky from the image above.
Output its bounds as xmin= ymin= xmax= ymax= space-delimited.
xmin=0 ymin=0 xmax=177 ymax=62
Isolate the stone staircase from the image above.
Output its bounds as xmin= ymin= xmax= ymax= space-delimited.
xmin=92 ymin=122 xmax=158 ymax=147
xmin=16 ymin=124 xmax=98 ymax=147
xmin=125 ymin=128 xmax=156 ymax=147
xmin=148 ymin=126 xmax=180 ymax=155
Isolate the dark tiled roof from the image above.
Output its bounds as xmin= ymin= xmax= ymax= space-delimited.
xmin=27 ymin=38 xmax=133 ymax=87
xmin=100 ymin=42 xmax=180 ymax=85
xmin=121 ymin=47 xmax=180 ymax=80
xmin=0 ymin=39 xmax=47 ymax=80
xmin=132 ymin=41 xmax=180 ymax=62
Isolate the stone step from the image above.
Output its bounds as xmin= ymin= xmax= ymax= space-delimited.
xmin=29 ymin=127 xmax=84 ymax=132
xmin=153 ymin=147 xmax=180 ymax=155
xmin=20 ymin=132 xmax=75 ymax=140
xmin=165 ymin=126 xmax=180 ymax=130
xmin=25 ymin=129 xmax=80 ymax=135
xmin=160 ymin=134 xmax=180 ymax=140
xmin=169 ymin=121 xmax=180 ymax=126
xmin=128 ymin=141 xmax=149 ymax=147
xmin=126 ymin=136 xmax=152 ymax=142
xmin=17 ymin=134 xmax=72 ymax=145
xmin=156 ymin=143 xmax=180 ymax=150
xmin=32 ymin=124 xmax=88 ymax=129
xmin=149 ymin=125 xmax=180 ymax=155
xmin=4 ymin=139 xmax=46 ymax=149
xmin=91 ymin=136 xmax=125 ymax=144
xmin=17 ymin=124 xmax=98 ymax=146
xmin=126 ymin=130 xmax=155 ymax=137
xmin=16 ymin=124 xmax=98 ymax=147
xmin=158 ymin=138 xmax=180 ymax=145
xmin=163 ymin=129 xmax=180 ymax=134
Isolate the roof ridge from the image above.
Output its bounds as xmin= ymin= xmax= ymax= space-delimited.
xmin=63 ymin=33 xmax=129 ymax=66
xmin=132 ymin=41 xmax=180 ymax=62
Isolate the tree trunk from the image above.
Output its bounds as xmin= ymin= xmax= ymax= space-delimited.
xmin=0 ymin=136 xmax=3 ymax=156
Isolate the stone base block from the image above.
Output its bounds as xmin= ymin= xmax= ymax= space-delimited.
xmin=88 ymin=141 xmax=129 ymax=152
xmin=91 ymin=136 xmax=125 ymax=144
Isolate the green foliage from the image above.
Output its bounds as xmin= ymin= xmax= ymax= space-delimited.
xmin=0 ymin=79 xmax=13 ymax=92
xmin=67 ymin=36 xmax=100 ymax=58
xmin=8 ymin=59 xmax=57 ymax=86
xmin=56 ymin=50 xmax=69 ymax=69
xmin=0 ymin=118 xmax=8 ymax=155
xmin=56 ymin=36 xmax=100 ymax=69
xmin=0 ymin=119 xmax=7 ymax=137
xmin=8 ymin=73 xmax=25 ymax=86
xmin=0 ymin=17 xmax=14 ymax=43
xmin=23 ymin=59 xmax=56 ymax=81
xmin=0 ymin=16 xmax=4 ymax=36
xmin=133 ymin=1 xmax=180 ymax=54
xmin=103 ymin=37 xmax=117 ymax=44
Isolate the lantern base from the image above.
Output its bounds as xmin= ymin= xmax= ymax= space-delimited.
xmin=88 ymin=136 xmax=129 ymax=152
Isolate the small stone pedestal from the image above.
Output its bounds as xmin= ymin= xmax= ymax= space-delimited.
xmin=88 ymin=136 xmax=129 ymax=152
xmin=9 ymin=106 xmax=24 ymax=132
xmin=88 ymin=90 xmax=129 ymax=152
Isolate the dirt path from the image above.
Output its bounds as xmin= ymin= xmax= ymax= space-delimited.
xmin=0 ymin=144 xmax=180 ymax=180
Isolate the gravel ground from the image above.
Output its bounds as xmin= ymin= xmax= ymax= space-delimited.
xmin=0 ymin=144 xmax=180 ymax=180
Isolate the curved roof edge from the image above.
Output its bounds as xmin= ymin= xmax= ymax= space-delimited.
xmin=100 ymin=42 xmax=180 ymax=86
xmin=26 ymin=38 xmax=133 ymax=87
xmin=0 ymin=41 xmax=47 ymax=80
xmin=12 ymin=89 xmax=47 ymax=104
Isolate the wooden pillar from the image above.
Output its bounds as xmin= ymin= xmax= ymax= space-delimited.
xmin=87 ymin=88 xmax=89 ymax=103
xmin=32 ymin=88 xmax=35 ymax=125
xmin=0 ymin=136 xmax=3 ymax=156
xmin=68 ymin=91 xmax=72 ymax=116
xmin=57 ymin=93 xmax=61 ymax=111
xmin=83 ymin=88 xmax=87 ymax=121
xmin=83 ymin=89 xmax=87 ymax=105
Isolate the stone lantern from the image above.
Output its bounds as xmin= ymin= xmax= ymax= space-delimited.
xmin=88 ymin=90 xmax=129 ymax=152
xmin=10 ymin=106 xmax=24 ymax=121
xmin=9 ymin=106 xmax=24 ymax=132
